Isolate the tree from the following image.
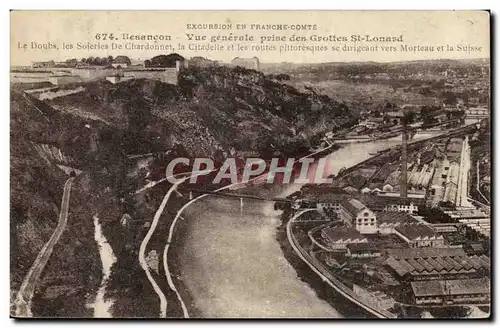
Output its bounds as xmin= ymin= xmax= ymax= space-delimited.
xmin=417 ymin=207 xmax=455 ymax=223
xmin=65 ymin=58 xmax=78 ymax=67
xmin=144 ymin=59 xmax=151 ymax=68
xmin=107 ymin=55 xmax=114 ymax=64
xmin=114 ymin=55 xmax=132 ymax=66
xmin=385 ymin=102 xmax=395 ymax=109
xmin=442 ymin=91 xmax=458 ymax=105
xmin=149 ymin=53 xmax=185 ymax=67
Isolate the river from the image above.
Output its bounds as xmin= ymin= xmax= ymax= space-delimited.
xmin=178 ymin=131 xmax=442 ymax=318
xmin=90 ymin=215 xmax=117 ymax=318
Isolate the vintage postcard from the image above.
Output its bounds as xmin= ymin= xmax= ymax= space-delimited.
xmin=10 ymin=10 xmax=491 ymax=319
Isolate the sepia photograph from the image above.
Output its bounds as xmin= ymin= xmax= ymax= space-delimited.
xmin=9 ymin=10 xmax=491 ymax=319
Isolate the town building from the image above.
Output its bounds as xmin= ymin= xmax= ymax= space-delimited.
xmin=384 ymin=110 xmax=405 ymax=125
xmin=321 ymin=226 xmax=368 ymax=250
xmin=385 ymin=248 xmax=488 ymax=281
xmin=453 ymin=211 xmax=491 ymax=237
xmin=312 ymin=193 xmax=348 ymax=214
xmin=432 ymin=225 xmax=458 ymax=233
xmin=394 ymin=225 xmax=445 ymax=248
xmin=468 ymin=255 xmax=491 ymax=275
xmin=444 ymin=208 xmax=488 ymax=220
xmin=346 ymin=243 xmax=382 ymax=258
xmin=464 ymin=243 xmax=486 ymax=256
xmin=382 ymin=197 xmax=420 ymax=214
xmin=465 ymin=107 xmax=489 ymax=120
xmin=340 ymin=198 xmax=378 ymax=234
xmin=376 ymin=211 xmax=420 ymax=234
xmin=410 ymin=277 xmax=490 ymax=305
xmin=359 ymin=117 xmax=384 ymax=129
xmin=372 ymin=193 xmax=425 ymax=214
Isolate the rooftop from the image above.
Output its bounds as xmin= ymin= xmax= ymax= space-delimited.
xmin=387 ymin=255 xmax=480 ymax=276
xmin=322 ymin=226 xmax=367 ymax=243
xmin=395 ymin=225 xmax=440 ymax=240
xmin=444 ymin=208 xmax=488 ymax=219
xmin=386 ymin=251 xmax=489 ymax=277
xmin=468 ymin=243 xmax=485 ymax=253
xmin=469 ymin=254 xmax=490 ymax=269
xmin=383 ymin=170 xmax=401 ymax=187
xmin=342 ymin=174 xmax=369 ymax=190
xmin=411 ymin=278 xmax=490 ymax=297
xmin=347 ymin=243 xmax=381 ymax=253
xmin=340 ymin=198 xmax=367 ymax=216
xmin=377 ymin=192 xmax=426 ymax=201
xmin=419 ymin=149 xmax=436 ymax=165
xmin=377 ymin=211 xmax=419 ymax=225
xmin=370 ymin=163 xmax=397 ymax=182
xmin=385 ymin=111 xmax=405 ymax=117
xmin=364 ymin=182 xmax=383 ymax=191
xmin=386 ymin=247 xmax=466 ymax=259
xmin=446 ymin=140 xmax=463 ymax=153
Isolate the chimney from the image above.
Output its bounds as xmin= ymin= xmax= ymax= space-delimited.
xmin=400 ymin=128 xmax=408 ymax=198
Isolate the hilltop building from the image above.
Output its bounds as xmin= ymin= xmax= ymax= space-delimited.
xmin=231 ymin=57 xmax=260 ymax=71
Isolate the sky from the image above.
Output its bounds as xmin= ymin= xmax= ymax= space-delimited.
xmin=10 ymin=10 xmax=490 ymax=66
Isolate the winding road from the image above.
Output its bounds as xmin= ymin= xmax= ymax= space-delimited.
xmin=138 ymin=177 xmax=189 ymax=318
xmin=14 ymin=177 xmax=75 ymax=317
xmin=138 ymin=170 xmax=213 ymax=318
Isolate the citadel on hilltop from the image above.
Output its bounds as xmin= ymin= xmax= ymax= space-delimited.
xmin=230 ymin=57 xmax=260 ymax=71
xmin=16 ymin=54 xmax=265 ymax=86
xmin=16 ymin=53 xmax=189 ymax=86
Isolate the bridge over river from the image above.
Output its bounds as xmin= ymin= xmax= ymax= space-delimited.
xmin=177 ymin=187 xmax=292 ymax=203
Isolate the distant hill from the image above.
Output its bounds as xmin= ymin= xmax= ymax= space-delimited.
xmin=42 ymin=65 xmax=355 ymax=159
xmin=260 ymin=58 xmax=490 ymax=76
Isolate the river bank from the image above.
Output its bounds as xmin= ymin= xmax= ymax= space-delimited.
xmin=275 ymin=207 xmax=370 ymax=318
xmin=169 ymin=132 xmax=431 ymax=317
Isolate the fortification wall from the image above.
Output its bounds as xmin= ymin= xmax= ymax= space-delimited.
xmin=123 ymin=68 xmax=178 ymax=85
